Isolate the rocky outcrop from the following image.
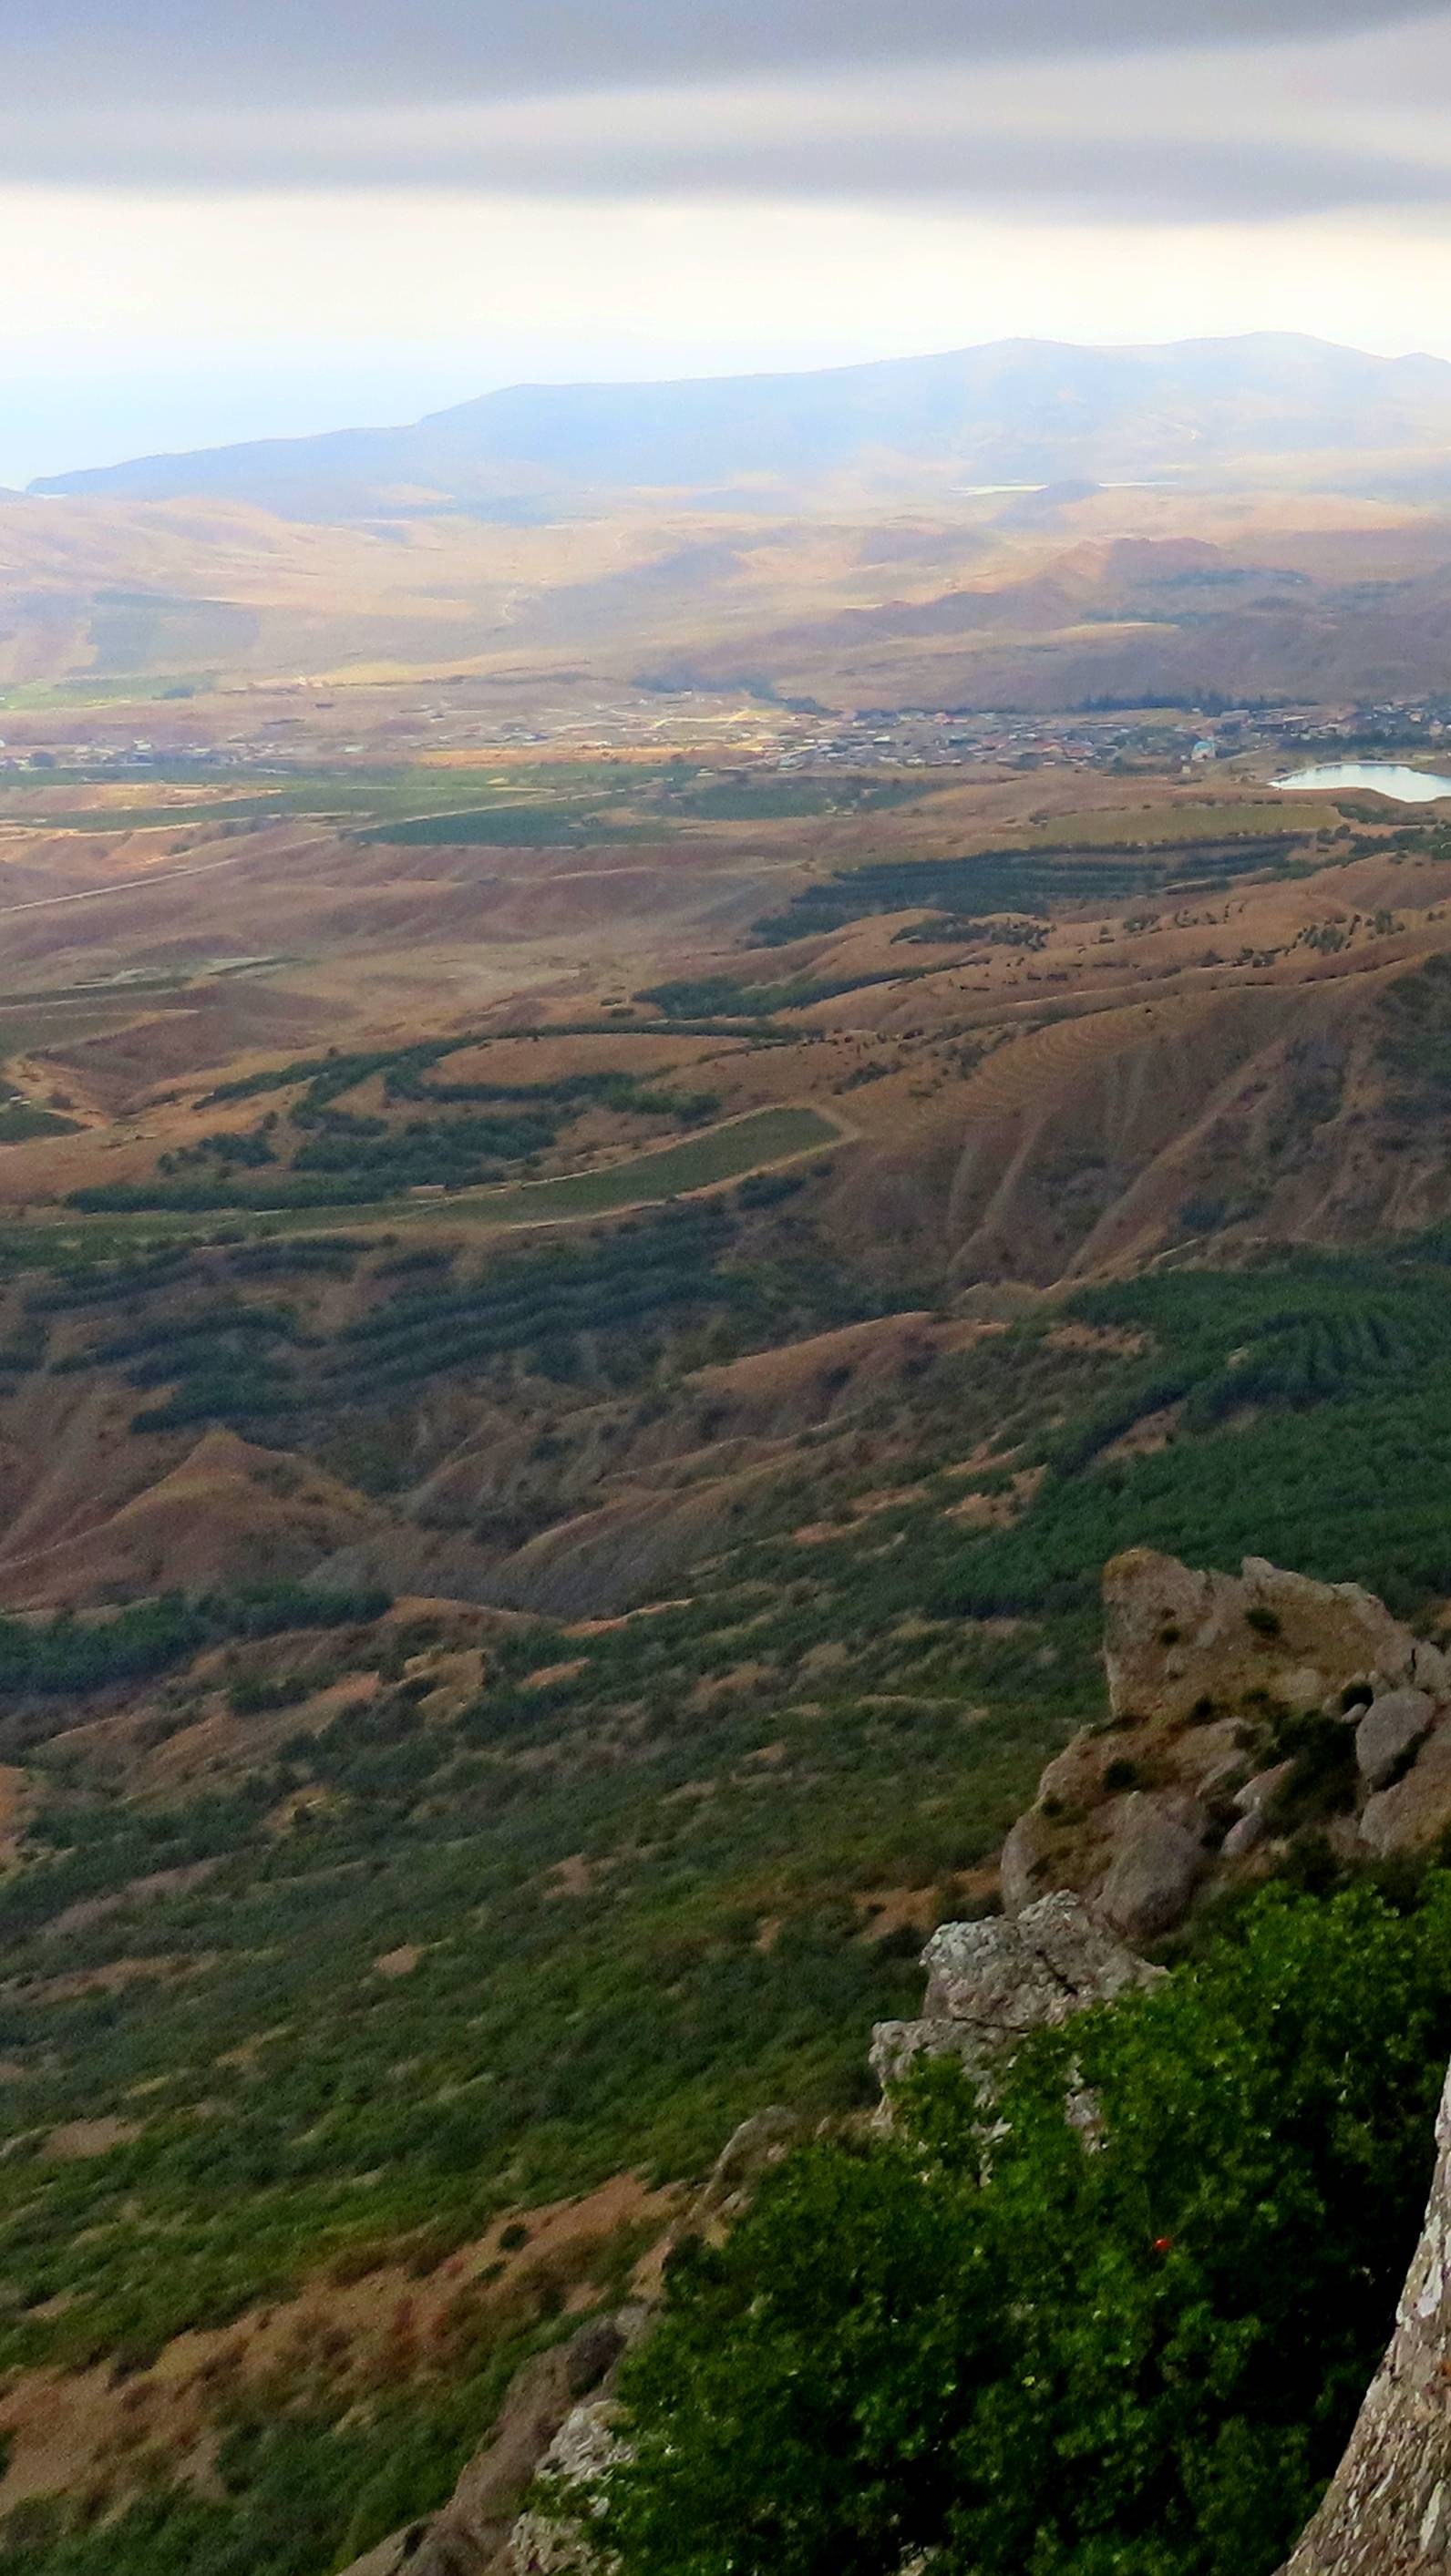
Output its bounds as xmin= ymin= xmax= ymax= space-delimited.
xmin=1354 ymin=1688 xmax=1436 ymax=1791
xmin=1101 ymin=1549 xmax=1427 ymax=1729
xmin=870 ymin=1889 xmax=1162 ymax=2095
xmin=346 ymin=1547 xmax=1451 ymax=2576
xmin=998 ymin=1554 xmax=1451 ymax=2565
xmin=881 ymin=1564 xmax=1451 ymax=2571
xmin=1276 ymin=2058 xmax=1451 ymax=2575
xmin=685 ymin=2103 xmax=802 ymax=2233
xmin=336 ymin=2110 xmax=804 ymax=2576
xmin=343 ymin=2313 xmax=642 ymax=2576
xmin=510 ymin=2400 xmax=628 ymax=2576
xmin=1361 ymin=1724 xmax=1451 ymax=1860
xmin=1005 ymin=1551 xmax=1451 ymax=1941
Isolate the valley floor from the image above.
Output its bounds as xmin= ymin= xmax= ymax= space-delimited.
xmin=0 ymin=702 xmax=1449 ymax=2568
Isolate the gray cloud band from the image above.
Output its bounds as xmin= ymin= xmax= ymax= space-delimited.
xmin=5 ymin=0 xmax=1427 ymax=110
xmin=3 ymin=110 xmax=1447 ymax=221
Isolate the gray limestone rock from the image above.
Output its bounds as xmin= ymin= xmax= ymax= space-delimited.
xmin=371 ymin=2311 xmax=642 ymax=2576
xmin=1411 ymin=1638 xmax=1451 ymax=1701
xmin=869 ymin=2015 xmax=997 ymax=2095
xmin=1354 ymin=1688 xmax=1436 ymax=1790
xmin=998 ymin=1807 xmax=1054 ymax=1916
xmin=1021 ymin=1889 xmax=1164 ymax=2005
xmin=1233 ymin=1762 xmax=1295 ymax=1818
xmin=509 ymin=2400 xmax=628 ymax=2576
xmin=1277 ymin=2060 xmax=1451 ymax=2573
xmin=1361 ymin=1725 xmax=1451 ymax=1858
xmin=1221 ymin=1811 xmax=1265 ymax=1862
xmin=871 ymin=1891 xmax=1162 ymax=2099
xmin=923 ymin=1915 xmax=1074 ymax=2032
xmin=1096 ymin=1793 xmax=1209 ymax=1944
xmin=689 ymin=2106 xmax=800 ymax=2229
xmin=1103 ymin=1549 xmax=1418 ymax=1730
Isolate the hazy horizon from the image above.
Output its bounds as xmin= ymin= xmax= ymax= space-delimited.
xmin=5 ymin=1 xmax=1451 ymax=491
xmin=14 ymin=322 xmax=1451 ymax=498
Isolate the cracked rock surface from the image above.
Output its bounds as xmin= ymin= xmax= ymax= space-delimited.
xmin=1277 ymin=2060 xmax=1451 ymax=2574
xmin=870 ymin=1889 xmax=1162 ymax=2094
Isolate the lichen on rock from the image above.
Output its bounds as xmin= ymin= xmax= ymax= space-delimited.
xmin=510 ymin=2400 xmax=629 ymax=2576
xmin=870 ymin=1888 xmax=1162 ymax=2096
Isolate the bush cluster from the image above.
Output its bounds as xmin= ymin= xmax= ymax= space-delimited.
xmin=604 ymin=1880 xmax=1451 ymax=2576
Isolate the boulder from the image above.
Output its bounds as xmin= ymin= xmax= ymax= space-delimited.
xmin=1009 ymin=1555 xmax=1451 ymax=1937
xmin=923 ymin=1914 xmax=1080 ymax=2031
xmin=1097 ymin=1793 xmax=1209 ymax=1944
xmin=1276 ymin=2059 xmax=1451 ymax=2573
xmin=1360 ymin=1724 xmax=1451 ymax=1858
xmin=1191 ymin=1722 xmax=1257 ymax=1804
xmin=1221 ymin=1811 xmax=1265 ymax=1861
xmin=871 ymin=1891 xmax=1161 ymax=2099
xmin=1411 ymin=1637 xmax=1451 ymax=1700
xmin=1026 ymin=1891 xmax=1164 ymax=2003
xmin=1354 ymin=1688 xmax=1436 ymax=1790
xmin=1233 ymin=1761 xmax=1295 ymax=1818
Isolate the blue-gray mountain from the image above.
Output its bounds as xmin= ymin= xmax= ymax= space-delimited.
xmin=32 ymin=334 xmax=1451 ymax=522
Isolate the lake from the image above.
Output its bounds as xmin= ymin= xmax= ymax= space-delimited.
xmin=1273 ymin=761 xmax=1451 ymax=804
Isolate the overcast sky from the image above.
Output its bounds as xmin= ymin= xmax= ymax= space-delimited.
xmin=5 ymin=0 xmax=1451 ymax=487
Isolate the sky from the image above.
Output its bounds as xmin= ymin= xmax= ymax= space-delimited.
xmin=5 ymin=0 xmax=1451 ymax=487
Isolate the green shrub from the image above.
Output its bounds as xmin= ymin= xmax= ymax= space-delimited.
xmin=602 ymin=1880 xmax=1451 ymax=2576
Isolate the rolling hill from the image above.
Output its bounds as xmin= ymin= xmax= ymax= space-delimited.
xmin=32 ymin=334 xmax=1451 ymax=522
xmin=13 ymin=334 xmax=1451 ymax=708
xmin=4 ymin=658 xmax=1451 ymax=2569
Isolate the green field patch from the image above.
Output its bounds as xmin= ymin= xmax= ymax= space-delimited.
xmin=754 ymin=835 xmax=1312 ymax=943
xmin=983 ymin=798 xmax=1344 ymax=850
xmin=669 ymin=773 xmax=932 ymax=822
xmin=0 ymin=1103 xmax=80 ymax=1143
xmin=44 ymin=1104 xmax=841 ymax=1244
xmin=0 ymin=757 xmax=939 ymax=851
xmin=0 ymin=673 xmax=220 ymax=711
xmin=443 ymin=1104 xmax=839 ymax=1221
xmin=354 ymin=803 xmax=673 ymax=847
xmin=16 ymin=795 xmax=291 ymax=832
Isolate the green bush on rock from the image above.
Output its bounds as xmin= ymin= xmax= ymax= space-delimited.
xmin=602 ymin=1878 xmax=1451 ymax=2576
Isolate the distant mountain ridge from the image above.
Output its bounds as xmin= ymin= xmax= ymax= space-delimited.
xmin=32 ymin=334 xmax=1451 ymax=522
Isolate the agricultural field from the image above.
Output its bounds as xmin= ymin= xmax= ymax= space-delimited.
xmin=0 ymin=701 xmax=1450 ymax=2571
